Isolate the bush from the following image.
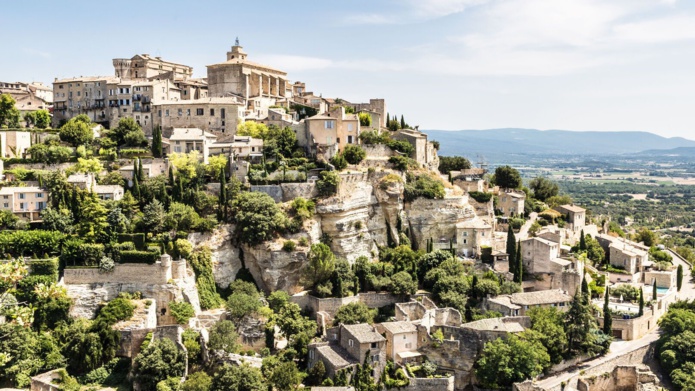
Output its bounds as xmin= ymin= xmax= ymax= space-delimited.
xmin=333 ymin=302 xmax=375 ymax=325
xmin=134 ymin=338 xmax=186 ymax=390
xmin=283 ymin=240 xmax=297 ymax=252
xmin=389 ymin=155 xmax=411 ymax=171
xmin=330 ymin=153 xmax=348 ymax=170
xmin=404 ymin=175 xmax=445 ymax=202
xmin=119 ymin=250 xmax=159 ymax=264
xmin=317 ymin=170 xmax=340 ymax=197
xmin=469 ymin=191 xmax=492 ymax=203
xmin=0 ymin=230 xmax=66 ymax=258
xmin=386 ymin=139 xmax=414 ymax=155
xmin=188 ymin=248 xmax=224 ymax=310
xmin=343 ymin=145 xmax=366 ymax=164
xmin=28 ymin=258 xmax=59 ymax=280
xmin=117 ymin=233 xmax=146 ymax=250
xmin=169 ymin=301 xmax=195 ymax=324
xmin=97 ymin=297 xmax=135 ymax=325
xmin=359 ymin=130 xmax=387 ymax=145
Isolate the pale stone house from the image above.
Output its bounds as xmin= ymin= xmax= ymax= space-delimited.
xmin=392 ymin=129 xmax=438 ymax=170
xmin=168 ymin=128 xmax=218 ymax=164
xmin=119 ymin=159 xmax=169 ymax=182
xmin=486 ymin=290 xmax=572 ymax=316
xmin=609 ymin=241 xmax=648 ymax=275
xmin=521 ymin=237 xmax=560 ymax=273
xmin=0 ymin=186 xmax=48 ymax=222
xmin=498 ymin=189 xmax=525 ymax=217
xmin=306 ymin=106 xmax=360 ymax=153
xmin=173 ymin=77 xmax=208 ymax=101
xmin=112 ymin=54 xmax=193 ymax=80
xmin=455 ymin=218 xmax=493 ymax=258
xmin=554 ymin=204 xmax=586 ymax=232
xmin=94 ymin=185 xmax=124 ymax=201
xmin=375 ymin=321 xmax=419 ymax=363
xmin=154 ymin=97 xmax=244 ymax=134
xmin=0 ymin=130 xmax=31 ymax=158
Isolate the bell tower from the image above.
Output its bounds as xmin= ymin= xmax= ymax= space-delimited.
xmin=226 ymin=37 xmax=247 ymax=61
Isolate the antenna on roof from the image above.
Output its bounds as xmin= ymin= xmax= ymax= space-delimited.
xmin=476 ymin=154 xmax=488 ymax=170
xmin=235 ymin=37 xmax=240 ymax=46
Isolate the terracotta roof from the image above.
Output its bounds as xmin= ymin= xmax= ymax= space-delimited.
xmin=509 ymin=290 xmax=572 ymax=306
xmin=0 ymin=186 xmax=43 ymax=195
xmin=342 ymin=324 xmax=386 ymax=344
xmin=379 ymin=321 xmax=417 ymax=335
xmin=556 ymin=204 xmax=585 ymax=213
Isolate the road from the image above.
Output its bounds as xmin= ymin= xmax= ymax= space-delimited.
xmin=533 ymin=247 xmax=695 ymax=390
xmin=516 ymin=212 xmax=538 ymax=240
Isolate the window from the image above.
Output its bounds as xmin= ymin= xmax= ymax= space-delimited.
xmin=19 ymin=193 xmax=25 ymax=199
xmin=196 ymin=108 xmax=204 ymax=116
xmin=210 ymin=108 xmax=215 ymax=116
xmin=324 ymin=120 xmax=334 ymax=129
xmin=165 ymin=110 xmax=170 ymax=117
xmin=463 ymin=232 xmax=468 ymax=237
xmin=3 ymin=203 xmax=7 ymax=208
xmin=36 ymin=193 xmax=43 ymax=198
xmin=186 ymin=109 xmax=191 ymax=116
xmin=337 ymin=137 xmax=341 ymax=144
xmin=348 ymin=123 xmax=354 ymax=131
xmin=405 ymin=342 xmax=412 ymax=349
xmin=309 ymin=350 xmax=314 ymax=359
xmin=221 ymin=108 xmax=226 ymax=118
xmin=348 ymin=339 xmax=354 ymax=347
xmin=348 ymin=135 xmax=354 ymax=144
xmin=19 ymin=202 xmax=25 ymax=210
xmin=371 ymin=342 xmax=377 ymax=348
xmin=463 ymin=239 xmax=467 ymax=244
xmin=178 ymin=109 xmax=183 ymax=116
xmin=371 ymin=355 xmax=379 ymax=363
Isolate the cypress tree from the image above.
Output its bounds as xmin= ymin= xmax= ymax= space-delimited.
xmin=677 ymin=264 xmax=683 ymax=292
xmin=168 ymin=165 xmax=175 ymax=187
xmin=652 ymin=280 xmax=657 ymax=301
xmin=161 ymin=182 xmax=170 ymax=210
xmin=218 ymin=168 xmax=227 ymax=221
xmin=603 ymin=287 xmax=612 ymax=335
xmin=471 ymin=275 xmax=479 ymax=300
xmin=152 ymin=126 xmax=163 ymax=158
xmin=137 ymin=158 xmax=144 ymax=182
xmin=507 ymin=226 xmax=516 ymax=274
xmin=581 ymin=272 xmax=590 ymax=304
xmin=515 ymin=241 xmax=523 ymax=283
xmin=579 ymin=229 xmax=587 ymax=251
xmin=132 ymin=174 xmax=140 ymax=200
xmin=400 ymin=115 xmax=406 ymax=129
xmin=385 ymin=113 xmax=390 ymax=125
xmin=638 ymin=289 xmax=644 ymax=317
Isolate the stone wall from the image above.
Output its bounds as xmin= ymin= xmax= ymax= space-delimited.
xmin=63 ymin=262 xmax=171 ymax=285
xmin=250 ymin=183 xmax=318 ymax=203
xmin=575 ymin=366 xmax=657 ymax=391
xmin=402 ymin=376 xmax=456 ymax=391
xmin=250 ymin=185 xmax=283 ymax=202
xmin=395 ymin=301 xmax=427 ymax=322
xmin=644 ymin=270 xmax=676 ymax=288
xmin=291 ymin=292 xmax=401 ymax=322
xmin=362 ymin=144 xmax=394 ymax=159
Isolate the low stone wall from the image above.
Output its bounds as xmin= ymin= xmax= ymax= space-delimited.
xmin=118 ymin=327 xmax=154 ymax=358
xmin=251 ymin=185 xmax=283 ymax=202
xmin=403 ymin=376 xmax=455 ymax=391
xmin=63 ymin=262 xmax=171 ymax=285
xmin=291 ymin=292 xmax=401 ymax=321
xmin=250 ymin=183 xmax=317 ymax=203
xmin=362 ymin=144 xmax=394 ymax=158
xmin=30 ymin=369 xmax=61 ymax=391
xmin=644 ymin=270 xmax=676 ymax=288
xmin=395 ymin=301 xmax=427 ymax=322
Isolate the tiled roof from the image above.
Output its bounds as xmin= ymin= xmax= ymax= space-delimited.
xmin=509 ymin=290 xmax=572 ymax=306
xmin=487 ymin=295 xmax=521 ymax=310
xmin=316 ymin=345 xmax=358 ymax=368
xmin=342 ymin=324 xmax=386 ymax=344
xmin=379 ymin=321 xmax=417 ymax=335
xmin=169 ymin=128 xmax=218 ymax=141
xmin=462 ymin=317 xmax=524 ymax=333
xmin=557 ymin=204 xmax=586 ymax=213
xmin=0 ymin=186 xmax=43 ymax=195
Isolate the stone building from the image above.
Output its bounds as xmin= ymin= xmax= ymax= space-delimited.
xmin=0 ymin=186 xmax=48 ymax=222
xmin=521 ymin=237 xmax=560 ymax=273
xmin=305 ymin=106 xmax=360 ymax=155
xmin=168 ymin=128 xmax=219 ymax=164
xmin=554 ymin=204 xmax=586 ymax=232
xmin=392 ymin=129 xmax=439 ymax=170
xmin=112 ymin=54 xmax=193 ymax=80
xmin=0 ymin=130 xmax=31 ymax=158
xmin=0 ymin=81 xmax=52 ymax=117
xmin=375 ymin=321 xmax=419 ymax=363
xmin=498 ymin=189 xmax=525 ymax=217
xmin=455 ymin=218 xmax=493 ymax=258
xmin=308 ymin=323 xmax=386 ymax=382
xmin=173 ymin=78 xmax=208 ymax=100
xmin=207 ymin=41 xmax=289 ymax=119
xmin=485 ymin=290 xmax=572 ymax=316
xmin=154 ymin=97 xmax=244 ymax=134
xmin=609 ymin=241 xmax=648 ymax=275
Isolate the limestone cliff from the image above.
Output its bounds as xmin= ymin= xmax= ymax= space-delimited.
xmin=189 ymin=224 xmax=241 ymax=289
xmin=405 ymin=196 xmax=477 ymax=249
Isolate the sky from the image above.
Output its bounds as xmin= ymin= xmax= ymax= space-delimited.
xmin=3 ymin=0 xmax=695 ymax=139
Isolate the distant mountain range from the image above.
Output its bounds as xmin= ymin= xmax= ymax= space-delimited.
xmin=423 ymin=128 xmax=695 ymax=158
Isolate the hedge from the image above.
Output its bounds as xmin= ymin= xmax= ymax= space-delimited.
xmin=469 ymin=191 xmax=493 ymax=203
xmin=119 ymin=250 xmax=159 ymax=264
xmin=0 ymin=230 xmax=66 ymax=258
xmin=117 ymin=233 xmax=146 ymax=250
xmin=60 ymin=240 xmax=105 ymax=267
xmin=28 ymin=258 xmax=59 ymax=281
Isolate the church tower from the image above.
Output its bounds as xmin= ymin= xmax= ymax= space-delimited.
xmin=226 ymin=37 xmax=247 ymax=61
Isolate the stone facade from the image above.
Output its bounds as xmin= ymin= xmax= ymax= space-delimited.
xmin=154 ymin=97 xmax=244 ymax=134
xmin=498 ymin=189 xmax=525 ymax=217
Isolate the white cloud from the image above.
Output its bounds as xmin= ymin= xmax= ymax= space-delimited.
xmin=254 ymin=54 xmax=333 ymax=72
xmin=614 ymin=15 xmax=695 ymax=43
xmin=22 ymin=48 xmax=51 ymax=59
xmin=343 ymin=0 xmax=488 ymax=25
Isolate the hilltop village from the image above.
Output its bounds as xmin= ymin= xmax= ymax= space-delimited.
xmin=1 ymin=42 xmax=694 ymax=391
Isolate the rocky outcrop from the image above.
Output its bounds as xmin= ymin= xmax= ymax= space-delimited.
xmin=189 ymin=224 xmax=242 ymax=289
xmin=405 ymin=196 xmax=477 ymax=249
xmin=242 ymin=242 xmax=310 ymax=294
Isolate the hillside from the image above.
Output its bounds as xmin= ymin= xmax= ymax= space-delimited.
xmin=424 ymin=128 xmax=695 ymax=157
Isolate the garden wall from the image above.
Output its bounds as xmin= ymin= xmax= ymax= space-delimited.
xmin=63 ymin=262 xmax=171 ymax=285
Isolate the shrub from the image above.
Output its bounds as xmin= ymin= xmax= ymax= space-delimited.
xmin=0 ymin=230 xmax=65 ymax=258
xmin=317 ymin=170 xmax=340 ymax=197
xmin=119 ymin=250 xmax=159 ymax=264
xmin=234 ymin=192 xmax=286 ymax=246
xmin=283 ymin=240 xmax=297 ymax=252
xmin=469 ymin=191 xmax=492 ymax=203
xmin=386 ymin=139 xmax=414 ymax=155
xmin=343 ymin=145 xmax=366 ymax=164
xmin=117 ymin=233 xmax=146 ymax=250
xmin=330 ymin=153 xmax=348 ymax=170
xmin=298 ymin=237 xmax=309 ymax=247
xmin=188 ymin=248 xmax=224 ymax=310
xmin=404 ymin=175 xmax=445 ymax=202
xmin=97 ymin=297 xmax=135 ymax=325
xmin=28 ymin=258 xmax=59 ymax=281
xmin=169 ymin=301 xmax=195 ymax=324
xmin=333 ymin=302 xmax=375 ymax=325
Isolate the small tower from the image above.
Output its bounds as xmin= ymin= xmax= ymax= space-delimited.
xmin=226 ymin=37 xmax=247 ymax=61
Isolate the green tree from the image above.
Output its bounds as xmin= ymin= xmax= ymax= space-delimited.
xmin=269 ymin=360 xmax=305 ymax=391
xmin=343 ymin=145 xmax=366 ymax=165
xmin=528 ymin=307 xmax=567 ymax=365
xmin=506 ymin=226 xmax=516 ymax=275
xmin=390 ymin=271 xmax=417 ymax=296
xmin=515 ymin=241 xmax=523 ymax=284
xmin=304 ymin=243 xmax=336 ymax=289
xmin=638 ymin=288 xmax=644 ymax=316
xmin=152 ymin=126 xmax=163 ymax=157
xmin=330 ymin=152 xmax=348 ymax=170
xmin=181 ymin=372 xmax=212 ymax=391
xmin=0 ymin=94 xmax=21 ymax=128
xmin=400 ymin=115 xmax=406 ymax=129
xmin=142 ymin=199 xmax=166 ymax=234
xmin=208 ymin=320 xmax=240 ymax=354
xmin=212 ymin=363 xmax=266 ymax=391
xmin=475 ymin=331 xmax=551 ymax=389
xmin=317 ymin=170 xmax=340 ymax=196
xmin=529 ymin=177 xmax=559 ymax=202
xmin=603 ymin=287 xmax=612 ymax=336
xmin=564 ymin=291 xmax=601 ymax=357
xmin=677 ymin=264 xmax=684 ymax=292
xmin=353 ymin=352 xmax=379 ymax=391
xmin=59 ymin=116 xmax=93 ymax=146
xmin=438 ymin=156 xmax=472 ymax=174
xmin=108 ymin=117 xmax=147 ymax=147
xmin=233 ymin=192 xmax=285 ymax=246
xmin=77 ymin=193 xmax=109 ymax=242
xmin=634 ymin=228 xmax=657 ymax=247
xmin=579 ymin=230 xmax=587 ymax=251
xmin=494 ymin=165 xmax=522 ymax=189
xmin=134 ymin=338 xmax=186 ymax=390
xmin=358 ymin=112 xmax=372 ymax=127
xmin=653 ymin=280 xmax=658 ymax=301
xmin=333 ymin=302 xmax=375 ymax=325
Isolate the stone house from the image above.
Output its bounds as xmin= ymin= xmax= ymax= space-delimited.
xmin=392 ymin=129 xmax=438 ymax=170
xmin=306 ymin=106 xmax=361 ymax=153
xmin=498 ymin=189 xmax=525 ymax=217
xmin=154 ymin=97 xmax=245 ymax=134
xmin=0 ymin=186 xmax=48 ymax=222
xmin=609 ymin=241 xmax=648 ymax=275
xmin=521 ymin=237 xmax=560 ymax=273
xmin=451 ymin=168 xmax=488 ymax=193
xmin=455 ymin=218 xmax=493 ymax=258
xmin=173 ymin=77 xmax=208 ymax=101
xmin=112 ymin=54 xmax=193 ymax=80
xmin=375 ymin=321 xmax=419 ymax=363
xmin=554 ymin=204 xmax=586 ymax=232
xmin=94 ymin=185 xmax=124 ymax=201
xmin=486 ymin=290 xmax=572 ymax=316
xmin=168 ymin=128 xmax=218 ymax=164
xmin=0 ymin=130 xmax=32 ymax=158
xmin=118 ymin=159 xmax=169 ymax=182
xmin=308 ymin=323 xmax=386 ymax=383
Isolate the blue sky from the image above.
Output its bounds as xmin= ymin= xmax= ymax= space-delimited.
xmin=3 ymin=0 xmax=695 ymax=139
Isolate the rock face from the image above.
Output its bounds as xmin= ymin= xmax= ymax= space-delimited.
xmin=242 ymin=242 xmax=310 ymax=294
xmin=189 ymin=224 xmax=242 ymax=289
xmin=405 ymin=196 xmax=477 ymax=249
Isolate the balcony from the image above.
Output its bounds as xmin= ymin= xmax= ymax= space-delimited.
xmin=133 ymin=94 xmax=142 ymax=101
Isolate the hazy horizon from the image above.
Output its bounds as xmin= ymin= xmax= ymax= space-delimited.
xmin=3 ymin=0 xmax=695 ymax=139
